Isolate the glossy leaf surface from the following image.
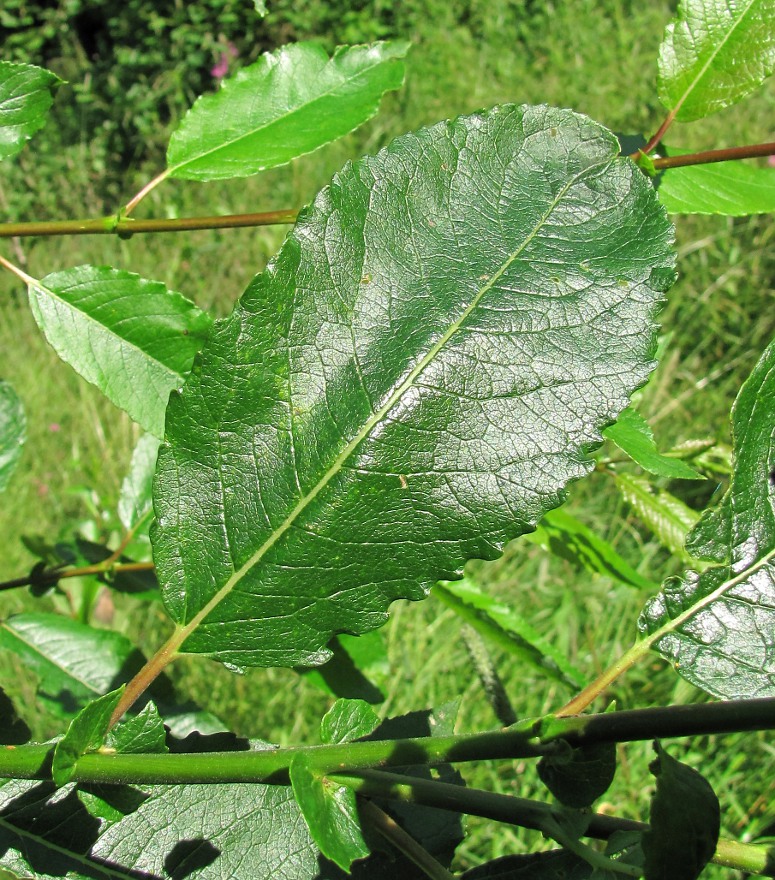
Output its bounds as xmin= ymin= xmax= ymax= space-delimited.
xmin=166 ymin=41 xmax=408 ymax=181
xmin=53 ymin=690 xmax=123 ymax=786
xmin=604 ymin=407 xmax=702 ymax=479
xmin=640 ymin=336 xmax=775 ymax=697
xmin=642 ymin=743 xmax=720 ymax=880
xmin=154 ymin=104 xmax=675 ymax=668
xmin=657 ymin=149 xmax=775 ymax=215
xmin=0 ymin=61 xmax=61 ymax=162
xmin=526 ymin=508 xmax=659 ymax=591
xmin=0 ymin=381 xmax=25 ymax=493
xmin=658 ymin=0 xmax=775 ymax=121
xmin=320 ymin=698 xmax=380 ymax=743
xmin=106 ymin=702 xmax=168 ymax=754
xmin=434 ymin=577 xmax=585 ymax=688
xmin=28 ymin=266 xmax=212 ymax=437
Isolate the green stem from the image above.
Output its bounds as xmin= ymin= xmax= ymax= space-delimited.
xmin=556 ymin=640 xmax=649 ymax=716
xmin=541 ymin=815 xmax=640 ymax=877
xmin=359 ymin=799 xmax=456 ymax=880
xmin=0 ymin=210 xmax=298 ymax=240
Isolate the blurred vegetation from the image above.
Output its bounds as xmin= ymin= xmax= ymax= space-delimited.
xmin=1 ymin=0 xmax=774 ymax=874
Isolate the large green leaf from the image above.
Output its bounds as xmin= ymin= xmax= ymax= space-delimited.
xmin=166 ymin=41 xmax=408 ymax=181
xmin=657 ymin=148 xmax=775 ymax=215
xmin=0 ymin=61 xmax=61 ymax=162
xmin=639 ymin=336 xmax=775 ymax=698
xmin=0 ymin=381 xmax=25 ymax=493
xmin=28 ymin=266 xmax=212 ymax=438
xmin=657 ymin=0 xmax=775 ymax=121
xmin=153 ymin=104 xmax=675 ymax=668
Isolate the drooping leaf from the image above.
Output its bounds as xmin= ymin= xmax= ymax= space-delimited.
xmin=166 ymin=41 xmax=409 ymax=181
xmin=290 ymin=753 xmax=371 ymax=872
xmin=639 ymin=336 xmax=775 ymax=698
xmin=320 ymin=698 xmax=380 ymax=744
xmin=0 ymin=381 xmax=25 ymax=493
xmin=153 ymin=103 xmax=675 ymax=669
xmin=0 ymin=61 xmax=62 ymax=162
xmin=657 ymin=0 xmax=775 ymax=121
xmin=0 ymin=614 xmax=142 ymax=719
xmin=526 ymin=507 xmax=659 ymax=591
xmin=298 ymin=631 xmax=389 ymax=703
xmin=117 ymin=433 xmax=160 ymax=531
xmin=434 ymin=577 xmax=586 ymax=688
xmin=642 ymin=743 xmax=720 ymax=880
xmin=53 ymin=689 xmax=124 ymax=786
xmin=461 ymin=850 xmax=591 ymax=879
xmin=28 ymin=266 xmax=212 ymax=438
xmin=604 ymin=407 xmax=702 ymax=479
xmin=537 ymin=739 xmax=617 ymax=809
xmin=657 ymin=148 xmax=775 ymax=216
xmin=616 ymin=473 xmax=701 ymax=563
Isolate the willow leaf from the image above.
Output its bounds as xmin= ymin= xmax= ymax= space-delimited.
xmin=153 ymin=104 xmax=675 ymax=668
xmin=28 ymin=266 xmax=212 ymax=438
xmin=657 ymin=0 xmax=775 ymax=121
xmin=0 ymin=61 xmax=61 ymax=162
xmin=0 ymin=381 xmax=25 ymax=493
xmin=166 ymin=41 xmax=408 ymax=181
xmin=640 ymin=336 xmax=775 ymax=698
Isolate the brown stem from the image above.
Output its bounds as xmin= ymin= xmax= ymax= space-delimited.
xmin=652 ymin=141 xmax=775 ymax=170
xmin=641 ymin=110 xmax=677 ymax=156
xmin=0 ymin=210 xmax=299 ymax=239
xmin=123 ymin=169 xmax=172 ymax=215
xmin=0 ymin=561 xmax=155 ymax=593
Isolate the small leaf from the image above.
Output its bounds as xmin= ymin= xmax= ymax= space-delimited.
xmin=434 ymin=577 xmax=586 ymax=689
xmin=290 ymin=753 xmax=371 ymax=872
xmin=106 ymin=702 xmax=167 ymax=754
xmin=117 ymin=433 xmax=160 ymax=531
xmin=166 ymin=41 xmax=409 ymax=181
xmin=28 ymin=266 xmax=212 ymax=437
xmin=53 ymin=689 xmax=124 ymax=786
xmin=0 ymin=381 xmax=25 ymax=493
xmin=616 ymin=473 xmax=701 ymax=562
xmin=526 ymin=507 xmax=659 ymax=591
xmin=0 ymin=613 xmax=141 ymax=719
xmin=153 ymin=103 xmax=675 ymax=670
xmin=640 ymin=336 xmax=775 ymax=698
xmin=658 ymin=0 xmax=775 ymax=121
xmin=0 ymin=61 xmax=62 ymax=161
xmin=320 ymin=698 xmax=380 ymax=744
xmin=537 ymin=740 xmax=617 ymax=809
xmin=657 ymin=148 xmax=775 ymax=216
xmin=643 ymin=743 xmax=720 ymax=880
xmin=604 ymin=407 xmax=703 ymax=479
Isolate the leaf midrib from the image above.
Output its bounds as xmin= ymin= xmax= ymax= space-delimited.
xmin=168 ymin=48 xmax=400 ymax=176
xmin=668 ymin=0 xmax=759 ymax=116
xmin=176 ymin=156 xmax=609 ymax=645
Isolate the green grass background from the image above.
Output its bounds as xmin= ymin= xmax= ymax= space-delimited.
xmin=1 ymin=0 xmax=774 ymax=873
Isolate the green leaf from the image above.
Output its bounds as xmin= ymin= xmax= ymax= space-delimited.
xmin=639 ymin=336 xmax=775 ymax=698
xmin=657 ymin=148 xmax=775 ymax=216
xmin=526 ymin=507 xmax=660 ymax=591
xmin=106 ymin=702 xmax=168 ymax=754
xmin=657 ymin=0 xmax=775 ymax=121
xmin=28 ymin=266 xmax=212 ymax=438
xmin=166 ymin=41 xmax=409 ymax=181
xmin=0 ymin=614 xmax=140 ymax=719
xmin=461 ymin=850 xmax=591 ymax=878
xmin=320 ymin=698 xmax=380 ymax=743
xmin=537 ymin=740 xmax=617 ymax=809
xmin=0 ymin=380 xmax=25 ymax=493
xmin=434 ymin=577 xmax=586 ymax=688
xmin=291 ymin=753 xmax=371 ymax=872
xmin=642 ymin=743 xmax=720 ymax=880
xmin=616 ymin=473 xmax=701 ymax=563
xmin=117 ymin=433 xmax=160 ymax=531
xmin=0 ymin=61 xmax=61 ymax=162
xmin=153 ymin=103 xmax=675 ymax=669
xmin=53 ymin=689 xmax=124 ymax=786
xmin=604 ymin=407 xmax=703 ymax=479
xmin=76 ymin=784 xmax=149 ymax=827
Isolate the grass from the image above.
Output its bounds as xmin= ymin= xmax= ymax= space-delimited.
xmin=1 ymin=0 xmax=774 ymax=875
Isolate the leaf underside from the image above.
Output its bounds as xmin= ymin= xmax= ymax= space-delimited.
xmin=657 ymin=0 xmax=775 ymax=121
xmin=153 ymin=103 xmax=675 ymax=669
xmin=0 ymin=61 xmax=61 ymax=162
xmin=640 ymin=335 xmax=775 ymax=698
xmin=0 ymin=381 xmax=25 ymax=493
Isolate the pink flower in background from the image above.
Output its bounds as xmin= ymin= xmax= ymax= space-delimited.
xmin=48 ymin=422 xmax=61 ymax=432
xmin=211 ymin=42 xmax=239 ymax=81
xmin=768 ymin=154 xmax=775 ymax=168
